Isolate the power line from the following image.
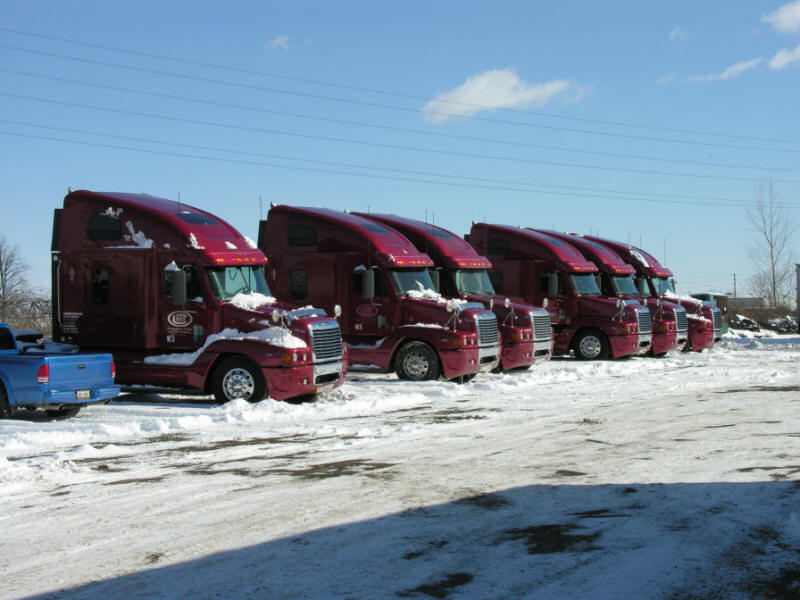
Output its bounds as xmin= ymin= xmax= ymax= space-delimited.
xmin=2 ymin=25 xmax=798 ymax=147
xmin=4 ymin=128 xmax=792 ymax=208
xmin=1 ymin=42 xmax=798 ymax=155
xmin=2 ymin=67 xmax=796 ymax=175
xmin=2 ymin=118 xmax=771 ymax=207
xmin=3 ymin=91 xmax=798 ymax=186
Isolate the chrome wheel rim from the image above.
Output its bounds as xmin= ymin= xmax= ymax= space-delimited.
xmin=403 ymin=352 xmax=430 ymax=379
xmin=578 ymin=335 xmax=602 ymax=359
xmin=222 ymin=368 xmax=255 ymax=400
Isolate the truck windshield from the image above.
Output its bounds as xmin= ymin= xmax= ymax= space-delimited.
xmin=652 ymin=277 xmax=676 ymax=296
xmin=610 ymin=275 xmax=639 ymax=297
xmin=205 ymin=266 xmax=272 ymax=301
xmin=390 ymin=268 xmax=437 ymax=296
xmin=455 ymin=269 xmax=495 ymax=296
xmin=570 ymin=274 xmax=601 ymax=296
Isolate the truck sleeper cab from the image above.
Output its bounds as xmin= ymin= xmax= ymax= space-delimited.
xmin=584 ymin=236 xmax=718 ymax=352
xmin=537 ymin=230 xmax=683 ymax=357
xmin=258 ymin=206 xmax=500 ymax=381
xmin=52 ymin=190 xmax=346 ymax=404
xmin=355 ymin=212 xmax=552 ymax=370
xmin=468 ymin=224 xmax=651 ymax=360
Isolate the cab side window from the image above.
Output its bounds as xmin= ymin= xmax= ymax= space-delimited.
xmin=91 ymin=268 xmax=111 ymax=305
xmin=164 ymin=266 xmax=204 ymax=301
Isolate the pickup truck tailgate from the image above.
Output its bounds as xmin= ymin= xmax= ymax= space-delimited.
xmin=46 ymin=354 xmax=114 ymax=389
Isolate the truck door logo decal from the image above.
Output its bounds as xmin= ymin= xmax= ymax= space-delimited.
xmin=356 ymin=304 xmax=379 ymax=318
xmin=167 ymin=311 xmax=193 ymax=327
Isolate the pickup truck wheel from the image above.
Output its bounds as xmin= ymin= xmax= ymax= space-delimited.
xmin=574 ymin=329 xmax=610 ymax=360
xmin=212 ymin=357 xmax=266 ymax=403
xmin=46 ymin=406 xmax=82 ymax=418
xmin=0 ymin=385 xmax=14 ymax=419
xmin=395 ymin=342 xmax=440 ymax=381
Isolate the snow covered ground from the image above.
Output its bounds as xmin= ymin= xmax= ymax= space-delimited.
xmin=2 ymin=335 xmax=800 ymax=599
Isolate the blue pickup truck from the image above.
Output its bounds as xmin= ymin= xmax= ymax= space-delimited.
xmin=0 ymin=324 xmax=119 ymax=418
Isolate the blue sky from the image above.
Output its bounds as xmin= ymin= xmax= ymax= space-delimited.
xmin=1 ymin=0 xmax=798 ymax=295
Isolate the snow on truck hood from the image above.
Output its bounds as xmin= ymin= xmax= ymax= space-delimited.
xmin=143 ymin=326 xmax=306 ymax=365
xmin=227 ymin=292 xmax=277 ymax=311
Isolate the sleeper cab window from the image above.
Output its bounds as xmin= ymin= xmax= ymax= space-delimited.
xmin=88 ymin=213 xmax=122 ymax=241
xmin=487 ymin=238 xmax=510 ymax=256
xmin=288 ymin=224 xmax=316 ymax=247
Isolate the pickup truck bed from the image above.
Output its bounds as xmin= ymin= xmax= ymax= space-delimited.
xmin=0 ymin=325 xmax=119 ymax=418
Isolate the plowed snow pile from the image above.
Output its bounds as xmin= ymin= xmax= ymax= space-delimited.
xmin=1 ymin=334 xmax=799 ymax=599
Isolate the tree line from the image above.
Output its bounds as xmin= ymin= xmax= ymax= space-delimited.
xmin=0 ymin=237 xmax=51 ymax=334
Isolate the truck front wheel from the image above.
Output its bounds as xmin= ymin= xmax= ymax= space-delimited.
xmin=395 ymin=342 xmax=440 ymax=381
xmin=212 ymin=357 xmax=267 ymax=403
xmin=573 ymin=329 xmax=610 ymax=360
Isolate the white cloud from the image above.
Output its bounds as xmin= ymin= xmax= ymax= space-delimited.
xmin=762 ymin=0 xmax=800 ymax=33
xmin=669 ymin=26 xmax=686 ymax=41
xmin=268 ymin=35 xmax=290 ymax=50
xmin=656 ymin=73 xmax=676 ymax=85
xmin=687 ymin=58 xmax=762 ymax=82
xmin=421 ymin=69 xmax=584 ymax=124
xmin=769 ymin=42 xmax=800 ymax=68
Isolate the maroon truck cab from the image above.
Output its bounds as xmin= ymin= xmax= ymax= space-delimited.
xmin=538 ymin=231 xmax=685 ymax=357
xmin=355 ymin=213 xmax=552 ymax=371
xmin=584 ymin=237 xmax=718 ymax=352
xmin=468 ymin=224 xmax=651 ymax=360
xmin=258 ymin=206 xmax=501 ymax=381
xmin=52 ymin=190 xmax=346 ymax=403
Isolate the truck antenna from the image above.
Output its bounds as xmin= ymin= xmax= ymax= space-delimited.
xmin=178 ymin=190 xmax=182 ymax=211
xmin=259 ymin=195 xmax=262 ymax=220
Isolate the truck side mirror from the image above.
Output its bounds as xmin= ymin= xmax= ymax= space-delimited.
xmin=430 ymin=269 xmax=440 ymax=292
xmin=171 ymin=270 xmax=187 ymax=306
xmin=362 ymin=269 xmax=375 ymax=300
xmin=547 ymin=273 xmax=558 ymax=297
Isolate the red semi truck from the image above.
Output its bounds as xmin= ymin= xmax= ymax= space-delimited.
xmin=52 ymin=190 xmax=346 ymax=403
xmin=536 ymin=230 xmax=687 ymax=356
xmin=258 ymin=206 xmax=501 ymax=381
xmin=584 ymin=236 xmax=719 ymax=351
xmin=355 ymin=213 xmax=552 ymax=370
xmin=468 ymin=224 xmax=652 ymax=360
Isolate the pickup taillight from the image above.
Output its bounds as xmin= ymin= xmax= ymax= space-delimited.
xmin=111 ymin=360 xmax=116 ymax=380
xmin=37 ymin=364 xmax=50 ymax=384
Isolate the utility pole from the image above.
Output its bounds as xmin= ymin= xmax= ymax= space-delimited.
xmin=795 ymin=264 xmax=800 ymax=333
xmin=733 ymin=274 xmax=737 ymax=298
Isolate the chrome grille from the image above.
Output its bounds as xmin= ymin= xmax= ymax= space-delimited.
xmin=712 ymin=308 xmax=722 ymax=334
xmin=531 ymin=311 xmax=551 ymax=342
xmin=475 ymin=313 xmax=499 ymax=346
xmin=674 ymin=306 xmax=688 ymax=333
xmin=309 ymin=321 xmax=343 ymax=362
xmin=636 ymin=308 xmax=652 ymax=334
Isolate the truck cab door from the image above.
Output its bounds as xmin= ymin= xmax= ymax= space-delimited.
xmin=162 ymin=264 xmax=212 ymax=350
xmin=539 ymin=271 xmax=568 ymax=326
xmin=351 ymin=264 xmax=394 ymax=340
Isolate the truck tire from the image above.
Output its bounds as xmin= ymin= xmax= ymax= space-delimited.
xmin=395 ymin=341 xmax=440 ymax=381
xmin=0 ymin=384 xmax=14 ymax=419
xmin=46 ymin=405 xmax=82 ymax=418
xmin=212 ymin=357 xmax=267 ymax=403
xmin=573 ymin=329 xmax=610 ymax=360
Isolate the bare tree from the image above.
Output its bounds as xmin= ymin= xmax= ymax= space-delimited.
xmin=0 ymin=237 xmax=51 ymax=332
xmin=0 ymin=237 xmax=29 ymax=323
xmin=747 ymin=182 xmax=795 ymax=307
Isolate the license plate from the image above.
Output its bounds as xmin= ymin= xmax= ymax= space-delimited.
xmin=316 ymin=384 xmax=334 ymax=394
xmin=75 ymin=389 xmax=91 ymax=400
